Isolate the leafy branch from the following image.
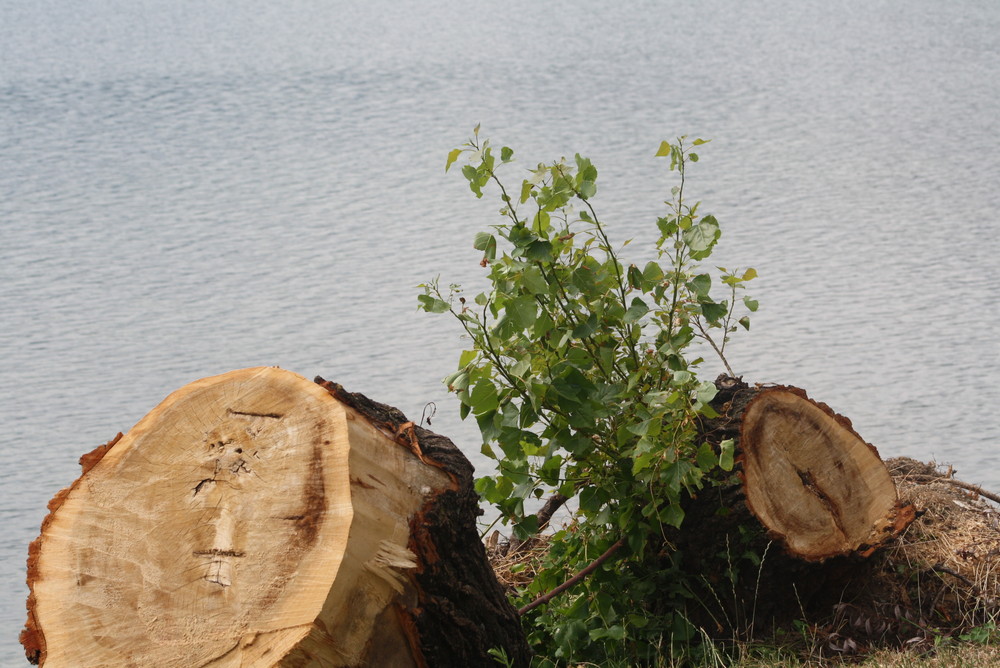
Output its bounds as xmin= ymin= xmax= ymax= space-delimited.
xmin=420 ymin=128 xmax=757 ymax=663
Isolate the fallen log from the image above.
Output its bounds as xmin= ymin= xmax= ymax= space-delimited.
xmin=21 ymin=367 xmax=529 ymax=667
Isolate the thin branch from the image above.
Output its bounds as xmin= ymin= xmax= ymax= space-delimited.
xmin=906 ymin=474 xmax=1000 ymax=506
xmin=518 ymin=537 xmax=625 ymax=615
xmin=692 ymin=317 xmax=736 ymax=377
xmin=580 ymin=197 xmax=642 ymax=371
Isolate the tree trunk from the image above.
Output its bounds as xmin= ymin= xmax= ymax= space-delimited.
xmin=671 ymin=377 xmax=917 ymax=637
xmin=21 ymin=367 xmax=529 ymax=667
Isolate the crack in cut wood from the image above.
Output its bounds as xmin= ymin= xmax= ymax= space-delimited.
xmin=193 ymin=549 xmax=246 ymax=558
xmin=796 ymin=467 xmax=848 ymax=538
xmin=227 ymin=408 xmax=284 ymax=419
xmin=193 ymin=478 xmax=216 ymax=495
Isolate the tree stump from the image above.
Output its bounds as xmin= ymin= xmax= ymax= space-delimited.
xmin=739 ymin=386 xmax=916 ymax=561
xmin=672 ymin=378 xmax=918 ymax=638
xmin=21 ymin=367 xmax=529 ymax=667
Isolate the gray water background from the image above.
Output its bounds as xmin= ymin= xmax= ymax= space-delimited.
xmin=2 ymin=0 xmax=999 ymax=663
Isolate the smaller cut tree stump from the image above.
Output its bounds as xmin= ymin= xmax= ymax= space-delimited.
xmin=21 ymin=367 xmax=529 ymax=667
xmin=668 ymin=378 xmax=920 ymax=638
xmin=739 ymin=386 xmax=916 ymax=561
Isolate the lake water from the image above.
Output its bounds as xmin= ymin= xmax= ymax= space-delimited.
xmin=2 ymin=0 xmax=998 ymax=663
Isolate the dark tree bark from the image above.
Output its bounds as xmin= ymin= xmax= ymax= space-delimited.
xmin=663 ymin=376 xmax=917 ymax=637
xmin=22 ymin=368 xmax=529 ymax=667
xmin=316 ymin=377 xmax=532 ymax=668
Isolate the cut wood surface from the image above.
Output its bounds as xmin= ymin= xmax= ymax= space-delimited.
xmin=22 ymin=367 xmax=529 ymax=667
xmin=739 ymin=386 xmax=915 ymax=561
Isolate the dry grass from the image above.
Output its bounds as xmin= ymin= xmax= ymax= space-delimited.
xmin=728 ymin=643 xmax=1000 ymax=667
xmin=484 ymin=530 xmax=549 ymax=592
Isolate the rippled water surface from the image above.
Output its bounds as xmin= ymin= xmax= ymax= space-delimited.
xmin=2 ymin=0 xmax=999 ymax=662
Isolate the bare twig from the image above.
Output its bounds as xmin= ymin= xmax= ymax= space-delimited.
xmin=518 ymin=538 xmax=625 ymax=615
xmin=931 ymin=563 xmax=978 ymax=590
xmin=908 ymin=475 xmax=1000 ymax=506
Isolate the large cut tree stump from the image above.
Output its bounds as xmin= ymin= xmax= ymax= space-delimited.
xmin=21 ymin=367 xmax=529 ymax=667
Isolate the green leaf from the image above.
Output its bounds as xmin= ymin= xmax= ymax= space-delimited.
xmin=501 ymin=146 xmax=514 ymax=162
xmin=574 ymin=154 xmax=598 ymax=184
xmin=463 ymin=167 xmax=485 ymax=197
xmin=655 ymin=140 xmax=672 ymax=157
xmin=696 ymin=381 xmax=718 ymax=404
xmin=444 ymin=370 xmax=469 ymax=392
xmin=469 ymin=380 xmax=499 ymax=415
xmin=522 ymin=266 xmax=549 ymax=295
xmin=445 ymin=148 xmax=463 ymax=173
xmin=739 ymin=315 xmax=751 ymax=330
xmin=417 ymin=294 xmax=450 ymax=313
xmin=627 ymin=418 xmax=660 ymax=437
xmin=719 ymin=438 xmax=735 ymax=471
xmin=578 ymin=180 xmax=597 ymax=200
xmin=672 ymin=369 xmax=692 ymax=384
xmin=532 ymin=210 xmax=550 ymax=235
xmin=642 ymin=261 xmax=664 ymax=284
xmin=632 ymin=450 xmax=657 ymax=475
xmin=661 ymin=503 xmax=685 ymax=529
xmin=700 ymin=300 xmax=728 ymax=324
xmin=525 ymin=239 xmax=553 ymax=262
xmin=472 ymin=231 xmax=491 ymax=249
xmin=589 ymin=624 xmax=625 ymax=641
xmin=744 ymin=296 xmax=759 ymax=312
xmin=572 ymin=313 xmax=598 ymax=339
xmin=512 ymin=514 xmax=539 ymax=540
xmin=579 ymin=486 xmax=604 ymax=514
xmin=627 ymin=264 xmax=643 ymax=290
xmin=692 ymin=138 xmax=710 ymax=146
xmin=458 ymin=349 xmax=477 ymax=368
xmin=696 ymin=441 xmax=717 ymax=470
xmin=507 ymin=296 xmax=537 ymax=330
xmin=656 ymin=216 xmax=678 ymax=237
xmin=623 ymin=297 xmax=649 ymax=324
xmin=688 ymin=273 xmax=711 ymax=297
xmin=683 ymin=217 xmax=720 ymax=253
xmin=663 ymin=461 xmax=685 ymax=496
xmin=520 ymin=179 xmax=534 ymax=204
xmin=742 ymin=267 xmax=758 ymax=281
xmin=538 ymin=454 xmax=563 ymax=486
xmin=509 ymin=356 xmax=531 ymax=380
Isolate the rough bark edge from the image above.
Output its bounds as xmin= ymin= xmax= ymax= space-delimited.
xmin=21 ymin=432 xmax=124 ymax=665
xmin=314 ymin=377 xmax=531 ymax=668
xmin=736 ymin=385 xmax=917 ymax=562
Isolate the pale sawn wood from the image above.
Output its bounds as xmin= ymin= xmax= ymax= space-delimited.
xmin=739 ymin=386 xmax=914 ymax=561
xmin=23 ymin=367 xmax=453 ymax=666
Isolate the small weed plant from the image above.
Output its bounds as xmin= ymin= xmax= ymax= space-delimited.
xmin=420 ymin=127 xmax=758 ymax=665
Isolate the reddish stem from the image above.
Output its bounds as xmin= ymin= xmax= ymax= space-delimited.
xmin=518 ymin=538 xmax=625 ymax=615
